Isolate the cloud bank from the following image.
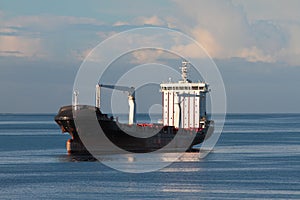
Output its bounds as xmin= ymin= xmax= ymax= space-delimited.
xmin=1 ymin=1 xmax=300 ymax=65
xmin=1 ymin=0 xmax=300 ymax=113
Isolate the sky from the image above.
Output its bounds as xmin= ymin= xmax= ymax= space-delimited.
xmin=0 ymin=0 xmax=300 ymax=113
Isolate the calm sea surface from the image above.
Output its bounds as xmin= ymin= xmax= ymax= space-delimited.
xmin=0 ymin=113 xmax=299 ymax=199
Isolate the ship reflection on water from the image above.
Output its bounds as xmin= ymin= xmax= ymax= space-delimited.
xmin=60 ymin=151 xmax=204 ymax=172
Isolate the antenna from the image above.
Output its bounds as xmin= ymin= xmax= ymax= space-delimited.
xmin=180 ymin=60 xmax=190 ymax=82
xmin=73 ymin=90 xmax=79 ymax=110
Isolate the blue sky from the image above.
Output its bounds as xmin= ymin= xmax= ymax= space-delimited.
xmin=0 ymin=0 xmax=300 ymax=113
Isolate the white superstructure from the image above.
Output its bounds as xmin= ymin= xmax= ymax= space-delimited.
xmin=160 ymin=61 xmax=208 ymax=129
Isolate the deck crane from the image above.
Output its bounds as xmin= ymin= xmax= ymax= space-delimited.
xmin=95 ymin=84 xmax=136 ymax=125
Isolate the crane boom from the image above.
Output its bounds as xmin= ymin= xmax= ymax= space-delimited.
xmin=99 ymin=84 xmax=135 ymax=96
xmin=96 ymin=84 xmax=136 ymax=125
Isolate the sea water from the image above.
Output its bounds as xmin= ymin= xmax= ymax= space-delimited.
xmin=0 ymin=113 xmax=299 ymax=199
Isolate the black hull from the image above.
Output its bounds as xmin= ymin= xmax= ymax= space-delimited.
xmin=55 ymin=105 xmax=213 ymax=155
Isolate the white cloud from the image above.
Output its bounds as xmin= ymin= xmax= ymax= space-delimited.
xmin=113 ymin=15 xmax=171 ymax=28
xmin=171 ymin=42 xmax=208 ymax=59
xmin=0 ymin=35 xmax=44 ymax=58
xmin=0 ymin=27 xmax=17 ymax=34
xmin=0 ymin=12 xmax=104 ymax=59
xmin=131 ymin=49 xmax=165 ymax=64
xmin=170 ymin=0 xmax=300 ymax=65
xmin=238 ymin=46 xmax=275 ymax=63
xmin=277 ymin=23 xmax=300 ymax=66
xmin=169 ymin=0 xmax=250 ymax=57
xmin=2 ymin=1 xmax=300 ymax=65
xmin=190 ymin=28 xmax=220 ymax=55
xmin=134 ymin=16 xmax=165 ymax=26
xmin=113 ymin=21 xmax=130 ymax=26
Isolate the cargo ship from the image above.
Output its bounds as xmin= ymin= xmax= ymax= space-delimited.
xmin=55 ymin=61 xmax=214 ymax=155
